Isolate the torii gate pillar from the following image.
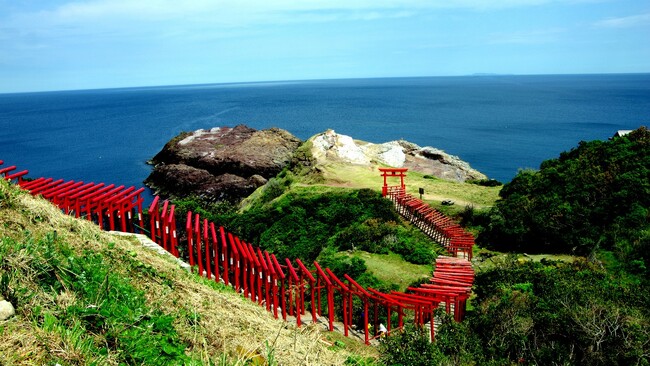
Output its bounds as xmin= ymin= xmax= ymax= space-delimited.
xmin=379 ymin=168 xmax=408 ymax=197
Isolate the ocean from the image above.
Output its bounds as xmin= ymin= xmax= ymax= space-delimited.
xmin=1 ymin=74 xmax=649 ymax=202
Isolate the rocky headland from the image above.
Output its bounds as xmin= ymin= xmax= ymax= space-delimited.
xmin=145 ymin=125 xmax=487 ymax=202
xmin=309 ymin=129 xmax=486 ymax=182
xmin=145 ymin=125 xmax=302 ymax=202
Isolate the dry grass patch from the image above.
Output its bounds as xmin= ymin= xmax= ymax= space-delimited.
xmin=0 ymin=179 xmax=374 ymax=365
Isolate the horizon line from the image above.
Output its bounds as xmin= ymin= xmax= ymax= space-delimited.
xmin=3 ymin=71 xmax=649 ymax=96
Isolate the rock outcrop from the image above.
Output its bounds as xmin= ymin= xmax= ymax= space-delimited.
xmin=146 ymin=126 xmax=487 ymax=203
xmin=145 ymin=125 xmax=302 ymax=202
xmin=0 ymin=295 xmax=15 ymax=321
xmin=310 ymin=130 xmax=486 ymax=182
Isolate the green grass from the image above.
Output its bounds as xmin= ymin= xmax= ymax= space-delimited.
xmin=241 ymin=162 xmax=500 ymax=221
xmin=345 ymin=251 xmax=433 ymax=291
xmin=406 ymin=171 xmax=501 ymax=213
xmin=0 ymin=179 xmax=375 ymax=365
xmin=303 ymin=161 xmax=500 ymax=212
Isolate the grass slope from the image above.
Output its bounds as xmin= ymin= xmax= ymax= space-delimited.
xmin=0 ymin=179 xmax=376 ymax=365
xmin=303 ymin=160 xmax=500 ymax=213
xmin=235 ymin=155 xmax=500 ymax=298
xmin=344 ymin=251 xmax=432 ymax=292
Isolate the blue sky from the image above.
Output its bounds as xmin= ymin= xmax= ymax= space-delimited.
xmin=1 ymin=0 xmax=649 ymax=93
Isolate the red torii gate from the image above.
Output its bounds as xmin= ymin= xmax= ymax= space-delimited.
xmin=379 ymin=167 xmax=408 ymax=197
xmin=14 ymin=173 xmax=145 ymax=235
xmin=3 ymin=162 xmax=478 ymax=346
xmin=381 ymin=168 xmax=476 ymax=260
xmin=0 ymin=161 xmax=28 ymax=183
xmin=63 ymin=182 xmax=105 ymax=215
xmin=367 ymin=287 xmax=405 ymax=336
xmin=314 ymin=261 xmax=335 ymax=331
xmin=75 ymin=184 xmax=119 ymax=220
xmin=178 ymin=208 xmax=475 ymax=344
xmin=326 ymin=268 xmax=352 ymax=337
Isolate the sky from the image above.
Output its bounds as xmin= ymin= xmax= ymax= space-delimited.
xmin=1 ymin=0 xmax=649 ymax=93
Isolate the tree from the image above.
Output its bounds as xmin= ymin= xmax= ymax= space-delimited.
xmin=479 ymin=127 xmax=650 ymax=259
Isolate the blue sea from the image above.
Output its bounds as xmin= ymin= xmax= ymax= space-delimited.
xmin=1 ymin=74 xmax=649 ymax=202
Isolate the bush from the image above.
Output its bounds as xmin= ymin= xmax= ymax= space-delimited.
xmin=317 ymin=247 xmax=368 ymax=279
xmin=480 ymin=126 xmax=650 ymax=256
xmin=226 ymin=188 xmax=405 ymax=262
xmin=403 ymin=245 xmax=435 ymax=265
xmin=378 ymin=324 xmax=444 ymax=366
xmin=458 ymin=204 xmax=491 ymax=230
xmin=391 ymin=226 xmax=441 ymax=265
xmin=330 ymin=219 xmax=397 ymax=254
xmin=467 ymin=257 xmax=650 ymax=365
xmin=467 ymin=178 xmax=503 ymax=187
xmin=259 ymin=177 xmax=285 ymax=204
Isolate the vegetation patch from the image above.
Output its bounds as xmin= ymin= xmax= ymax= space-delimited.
xmin=343 ymin=251 xmax=433 ymax=292
xmin=477 ymin=127 xmax=649 ymax=263
xmin=176 ymin=186 xmax=443 ymax=268
xmin=0 ymin=228 xmax=191 ymax=365
xmin=467 ymin=256 xmax=650 ymax=365
xmin=467 ymin=178 xmax=503 ymax=187
xmin=0 ymin=179 xmax=374 ymax=365
xmin=376 ymin=256 xmax=650 ymax=366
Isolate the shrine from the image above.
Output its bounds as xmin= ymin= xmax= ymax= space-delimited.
xmin=379 ymin=167 xmax=408 ymax=197
xmin=379 ymin=167 xmax=475 ymax=260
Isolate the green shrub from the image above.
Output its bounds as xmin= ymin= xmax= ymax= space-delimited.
xmin=378 ymin=324 xmax=444 ymax=366
xmin=467 ymin=178 xmax=503 ymax=187
xmin=480 ymin=126 xmax=650 ymax=256
xmin=390 ymin=227 xmax=441 ymax=265
xmin=468 ymin=257 xmax=650 ymax=365
xmin=317 ymin=247 xmax=368 ymax=279
xmin=330 ymin=219 xmax=397 ymax=254
xmin=258 ymin=172 xmax=296 ymax=205
xmin=227 ymin=188 xmax=404 ymax=262
xmin=403 ymin=245 xmax=435 ymax=265
xmin=458 ymin=204 xmax=492 ymax=231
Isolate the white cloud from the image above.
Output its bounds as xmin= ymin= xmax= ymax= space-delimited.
xmin=0 ymin=0 xmax=596 ymax=44
xmin=44 ymin=0 xmax=572 ymax=18
xmin=487 ymin=28 xmax=566 ymax=45
xmin=595 ymin=12 xmax=650 ymax=28
xmin=3 ymin=0 xmax=426 ymax=43
xmin=0 ymin=0 xmax=593 ymax=64
xmin=8 ymin=0 xmax=580 ymax=28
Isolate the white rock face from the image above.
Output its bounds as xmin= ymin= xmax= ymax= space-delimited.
xmin=178 ymin=127 xmax=224 ymax=146
xmin=374 ymin=141 xmax=407 ymax=167
xmin=308 ymin=130 xmax=487 ymax=182
xmin=0 ymin=300 xmax=15 ymax=320
xmin=311 ymin=130 xmax=370 ymax=165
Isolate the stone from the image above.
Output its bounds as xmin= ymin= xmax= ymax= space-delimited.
xmin=311 ymin=129 xmax=370 ymax=165
xmin=0 ymin=300 xmax=15 ymax=320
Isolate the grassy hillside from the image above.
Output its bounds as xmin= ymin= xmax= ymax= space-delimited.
xmin=0 ymin=179 xmax=376 ymax=365
xmin=290 ymin=159 xmax=501 ymax=213
xmin=239 ymin=136 xmax=501 ymax=215
xmin=194 ymin=147 xmax=500 ymax=298
xmin=343 ymin=251 xmax=432 ymax=292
